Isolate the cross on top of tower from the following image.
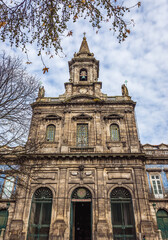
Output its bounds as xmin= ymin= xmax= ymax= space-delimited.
xmin=124 ymin=80 xmax=128 ymax=87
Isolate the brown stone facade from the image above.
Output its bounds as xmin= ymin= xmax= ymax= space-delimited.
xmin=1 ymin=37 xmax=167 ymax=240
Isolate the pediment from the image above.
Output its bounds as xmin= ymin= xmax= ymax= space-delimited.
xmin=143 ymin=143 xmax=168 ymax=150
xmin=66 ymin=94 xmax=103 ymax=103
xmin=104 ymin=114 xmax=123 ymax=120
xmin=72 ymin=113 xmax=92 ymax=121
xmin=158 ymin=143 xmax=168 ymax=149
xmin=44 ymin=114 xmax=62 ymax=120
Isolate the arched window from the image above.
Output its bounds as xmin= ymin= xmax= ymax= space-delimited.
xmin=27 ymin=187 xmax=53 ymax=240
xmin=110 ymin=187 xmax=136 ymax=239
xmin=110 ymin=124 xmax=120 ymax=141
xmin=80 ymin=69 xmax=87 ymax=81
xmin=46 ymin=124 xmax=55 ymax=142
xmin=70 ymin=188 xmax=92 ymax=240
xmin=0 ymin=209 xmax=8 ymax=235
xmin=157 ymin=209 xmax=168 ymax=239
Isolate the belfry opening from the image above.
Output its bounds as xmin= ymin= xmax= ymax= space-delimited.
xmin=70 ymin=187 xmax=92 ymax=240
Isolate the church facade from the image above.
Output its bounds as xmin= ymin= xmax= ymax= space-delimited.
xmin=0 ymin=37 xmax=168 ymax=240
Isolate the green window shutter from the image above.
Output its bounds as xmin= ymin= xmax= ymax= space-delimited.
xmin=110 ymin=187 xmax=136 ymax=240
xmin=27 ymin=187 xmax=52 ymax=240
xmin=0 ymin=209 xmax=8 ymax=234
xmin=157 ymin=210 xmax=168 ymax=239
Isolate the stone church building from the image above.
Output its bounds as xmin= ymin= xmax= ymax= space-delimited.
xmin=0 ymin=37 xmax=168 ymax=240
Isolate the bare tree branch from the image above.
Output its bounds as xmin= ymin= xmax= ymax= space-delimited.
xmin=0 ymin=52 xmax=39 ymax=148
xmin=0 ymin=0 xmax=141 ymax=59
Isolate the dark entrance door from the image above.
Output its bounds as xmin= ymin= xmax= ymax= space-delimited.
xmin=74 ymin=202 xmax=91 ymax=240
xmin=70 ymin=187 xmax=92 ymax=240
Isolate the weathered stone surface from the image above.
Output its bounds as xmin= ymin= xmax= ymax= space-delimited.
xmin=2 ymin=37 xmax=167 ymax=240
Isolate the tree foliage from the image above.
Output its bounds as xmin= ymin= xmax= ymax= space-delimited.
xmin=0 ymin=0 xmax=141 ymax=58
xmin=0 ymin=52 xmax=39 ymax=148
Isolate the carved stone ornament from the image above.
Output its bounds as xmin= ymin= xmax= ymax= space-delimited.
xmin=38 ymin=86 xmax=45 ymax=98
xmin=121 ymin=84 xmax=129 ymax=96
xmin=79 ymin=88 xmax=88 ymax=94
xmin=85 ymin=171 xmax=92 ymax=176
xmin=70 ymin=171 xmax=78 ymax=176
xmin=104 ymin=114 xmax=123 ymax=120
xmin=72 ymin=113 xmax=92 ymax=121
xmin=108 ymin=172 xmax=131 ymax=180
xmin=44 ymin=114 xmax=62 ymax=120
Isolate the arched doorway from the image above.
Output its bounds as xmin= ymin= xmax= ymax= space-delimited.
xmin=110 ymin=187 xmax=136 ymax=240
xmin=27 ymin=187 xmax=53 ymax=240
xmin=70 ymin=187 xmax=92 ymax=240
xmin=157 ymin=209 xmax=168 ymax=239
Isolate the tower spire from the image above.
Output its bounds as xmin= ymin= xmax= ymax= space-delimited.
xmin=78 ymin=34 xmax=91 ymax=55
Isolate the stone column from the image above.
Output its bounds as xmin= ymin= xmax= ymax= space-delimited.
xmin=96 ymin=169 xmax=110 ymax=240
xmin=134 ymin=168 xmax=158 ymax=239
xmin=8 ymin=176 xmax=28 ymax=240
xmin=50 ymin=168 xmax=67 ymax=240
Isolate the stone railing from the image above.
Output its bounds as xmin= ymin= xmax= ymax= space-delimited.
xmin=142 ymin=144 xmax=168 ymax=156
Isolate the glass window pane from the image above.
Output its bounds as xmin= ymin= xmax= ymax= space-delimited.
xmin=46 ymin=125 xmax=55 ymax=142
xmin=77 ymin=124 xmax=88 ymax=147
xmin=2 ymin=177 xmax=14 ymax=199
xmin=151 ymin=175 xmax=163 ymax=196
xmin=111 ymin=125 xmax=120 ymax=141
xmin=152 ymin=181 xmax=158 ymax=194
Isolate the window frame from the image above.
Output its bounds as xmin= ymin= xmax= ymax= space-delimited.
xmin=110 ymin=124 xmax=120 ymax=142
xmin=76 ymin=123 xmax=88 ymax=147
xmin=110 ymin=187 xmax=136 ymax=240
xmin=0 ymin=175 xmax=16 ymax=199
xmin=46 ymin=124 xmax=56 ymax=142
xmin=150 ymin=174 xmax=163 ymax=198
xmin=27 ymin=187 xmax=53 ymax=240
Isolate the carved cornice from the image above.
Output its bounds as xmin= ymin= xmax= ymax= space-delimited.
xmin=104 ymin=114 xmax=123 ymax=120
xmin=14 ymin=152 xmax=146 ymax=161
xmin=44 ymin=114 xmax=62 ymax=121
xmin=72 ymin=113 xmax=92 ymax=121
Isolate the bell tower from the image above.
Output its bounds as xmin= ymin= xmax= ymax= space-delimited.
xmin=60 ymin=36 xmax=106 ymax=100
xmin=69 ymin=35 xmax=99 ymax=84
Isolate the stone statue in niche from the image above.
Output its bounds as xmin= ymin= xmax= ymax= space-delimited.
xmin=121 ymin=84 xmax=129 ymax=96
xmin=38 ymin=86 xmax=45 ymax=98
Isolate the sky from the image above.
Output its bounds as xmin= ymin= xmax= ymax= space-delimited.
xmin=1 ymin=0 xmax=168 ymax=145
